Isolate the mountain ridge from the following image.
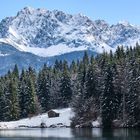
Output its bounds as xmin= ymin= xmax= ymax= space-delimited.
xmin=0 ymin=7 xmax=140 ymax=74
xmin=0 ymin=7 xmax=140 ymax=57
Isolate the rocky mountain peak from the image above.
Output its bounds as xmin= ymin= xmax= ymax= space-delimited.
xmin=0 ymin=7 xmax=139 ymax=57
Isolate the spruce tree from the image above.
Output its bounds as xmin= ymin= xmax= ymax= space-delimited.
xmin=101 ymin=64 xmax=115 ymax=128
xmin=49 ymin=67 xmax=61 ymax=108
xmin=0 ymin=79 xmax=6 ymax=121
xmin=8 ymin=79 xmax=20 ymax=120
xmin=37 ymin=66 xmax=50 ymax=112
xmin=125 ymin=58 xmax=140 ymax=126
xmin=19 ymin=69 xmax=38 ymax=118
xmin=19 ymin=69 xmax=28 ymax=118
xmin=13 ymin=64 xmax=19 ymax=78
xmin=60 ymin=61 xmax=72 ymax=107
xmin=26 ymin=75 xmax=37 ymax=116
xmin=85 ymin=63 xmax=98 ymax=99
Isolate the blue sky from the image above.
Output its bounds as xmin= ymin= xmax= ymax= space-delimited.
xmin=0 ymin=0 xmax=140 ymax=25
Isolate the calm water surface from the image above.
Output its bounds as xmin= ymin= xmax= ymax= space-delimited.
xmin=0 ymin=128 xmax=140 ymax=140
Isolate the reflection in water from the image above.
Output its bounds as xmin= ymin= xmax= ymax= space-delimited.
xmin=0 ymin=128 xmax=140 ymax=140
xmin=113 ymin=128 xmax=140 ymax=137
xmin=71 ymin=128 xmax=102 ymax=138
xmin=0 ymin=128 xmax=73 ymax=138
xmin=102 ymin=128 xmax=114 ymax=137
xmin=71 ymin=128 xmax=140 ymax=139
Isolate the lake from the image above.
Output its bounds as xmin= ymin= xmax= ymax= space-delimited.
xmin=0 ymin=128 xmax=140 ymax=140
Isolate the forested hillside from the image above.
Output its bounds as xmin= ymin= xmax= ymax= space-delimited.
xmin=0 ymin=43 xmax=140 ymax=128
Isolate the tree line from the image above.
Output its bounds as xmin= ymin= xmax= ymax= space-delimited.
xmin=0 ymin=43 xmax=140 ymax=128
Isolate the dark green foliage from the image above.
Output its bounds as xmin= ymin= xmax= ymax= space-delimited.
xmin=8 ymin=79 xmax=20 ymax=120
xmin=125 ymin=58 xmax=140 ymax=126
xmin=25 ymin=75 xmax=37 ymax=116
xmin=37 ymin=65 xmax=51 ymax=112
xmin=60 ymin=61 xmax=72 ymax=107
xmin=1 ymin=72 xmax=20 ymax=121
xmin=18 ymin=69 xmax=28 ymax=118
xmin=13 ymin=64 xmax=19 ymax=78
xmin=85 ymin=63 xmax=98 ymax=99
xmin=19 ymin=69 xmax=38 ymax=118
xmin=0 ymin=79 xmax=6 ymax=121
xmin=0 ymin=43 xmax=140 ymax=129
xmin=101 ymin=65 xmax=115 ymax=128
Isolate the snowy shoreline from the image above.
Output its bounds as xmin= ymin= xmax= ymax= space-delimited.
xmin=0 ymin=108 xmax=101 ymax=130
xmin=0 ymin=108 xmax=74 ymax=129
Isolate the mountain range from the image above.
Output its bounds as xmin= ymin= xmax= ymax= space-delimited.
xmin=0 ymin=7 xmax=140 ymax=74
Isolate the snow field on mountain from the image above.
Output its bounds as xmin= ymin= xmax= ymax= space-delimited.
xmin=0 ymin=7 xmax=140 ymax=58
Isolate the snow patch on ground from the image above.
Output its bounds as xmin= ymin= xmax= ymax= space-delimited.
xmin=92 ymin=120 xmax=100 ymax=127
xmin=0 ymin=108 xmax=74 ymax=129
xmin=92 ymin=117 xmax=101 ymax=127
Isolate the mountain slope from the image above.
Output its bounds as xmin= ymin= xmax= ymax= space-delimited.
xmin=0 ymin=7 xmax=140 ymax=74
xmin=0 ymin=43 xmax=47 ymax=75
xmin=0 ymin=43 xmax=94 ymax=75
xmin=0 ymin=7 xmax=140 ymax=57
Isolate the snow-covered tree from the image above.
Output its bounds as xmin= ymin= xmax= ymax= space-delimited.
xmin=37 ymin=65 xmax=51 ymax=112
xmin=60 ymin=61 xmax=72 ymax=107
xmin=101 ymin=64 xmax=116 ymax=128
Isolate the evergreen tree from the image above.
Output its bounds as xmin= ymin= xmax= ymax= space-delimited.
xmin=37 ymin=66 xmax=51 ymax=112
xmin=13 ymin=64 xmax=19 ymax=78
xmin=83 ymin=51 xmax=89 ymax=66
xmin=101 ymin=64 xmax=115 ymax=128
xmin=60 ymin=61 xmax=72 ymax=107
xmin=8 ymin=79 xmax=20 ymax=120
xmin=0 ymin=44 xmax=140 ymax=127
xmin=19 ymin=69 xmax=27 ymax=118
xmin=49 ymin=67 xmax=61 ymax=108
xmin=85 ymin=63 xmax=99 ymax=99
xmin=111 ymin=63 xmax=122 ymax=120
xmin=0 ymin=79 xmax=6 ymax=121
xmin=25 ymin=72 xmax=38 ymax=116
xmin=19 ymin=69 xmax=38 ymax=118
xmin=125 ymin=58 xmax=140 ymax=126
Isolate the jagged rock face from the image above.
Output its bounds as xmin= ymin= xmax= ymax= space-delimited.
xmin=0 ymin=7 xmax=140 ymax=57
xmin=0 ymin=7 xmax=140 ymax=75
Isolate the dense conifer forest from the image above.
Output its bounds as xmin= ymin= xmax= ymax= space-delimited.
xmin=1 ymin=43 xmax=140 ymax=128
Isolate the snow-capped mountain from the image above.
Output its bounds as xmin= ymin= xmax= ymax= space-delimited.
xmin=0 ymin=7 xmax=140 ymax=74
xmin=0 ymin=7 xmax=140 ymax=58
